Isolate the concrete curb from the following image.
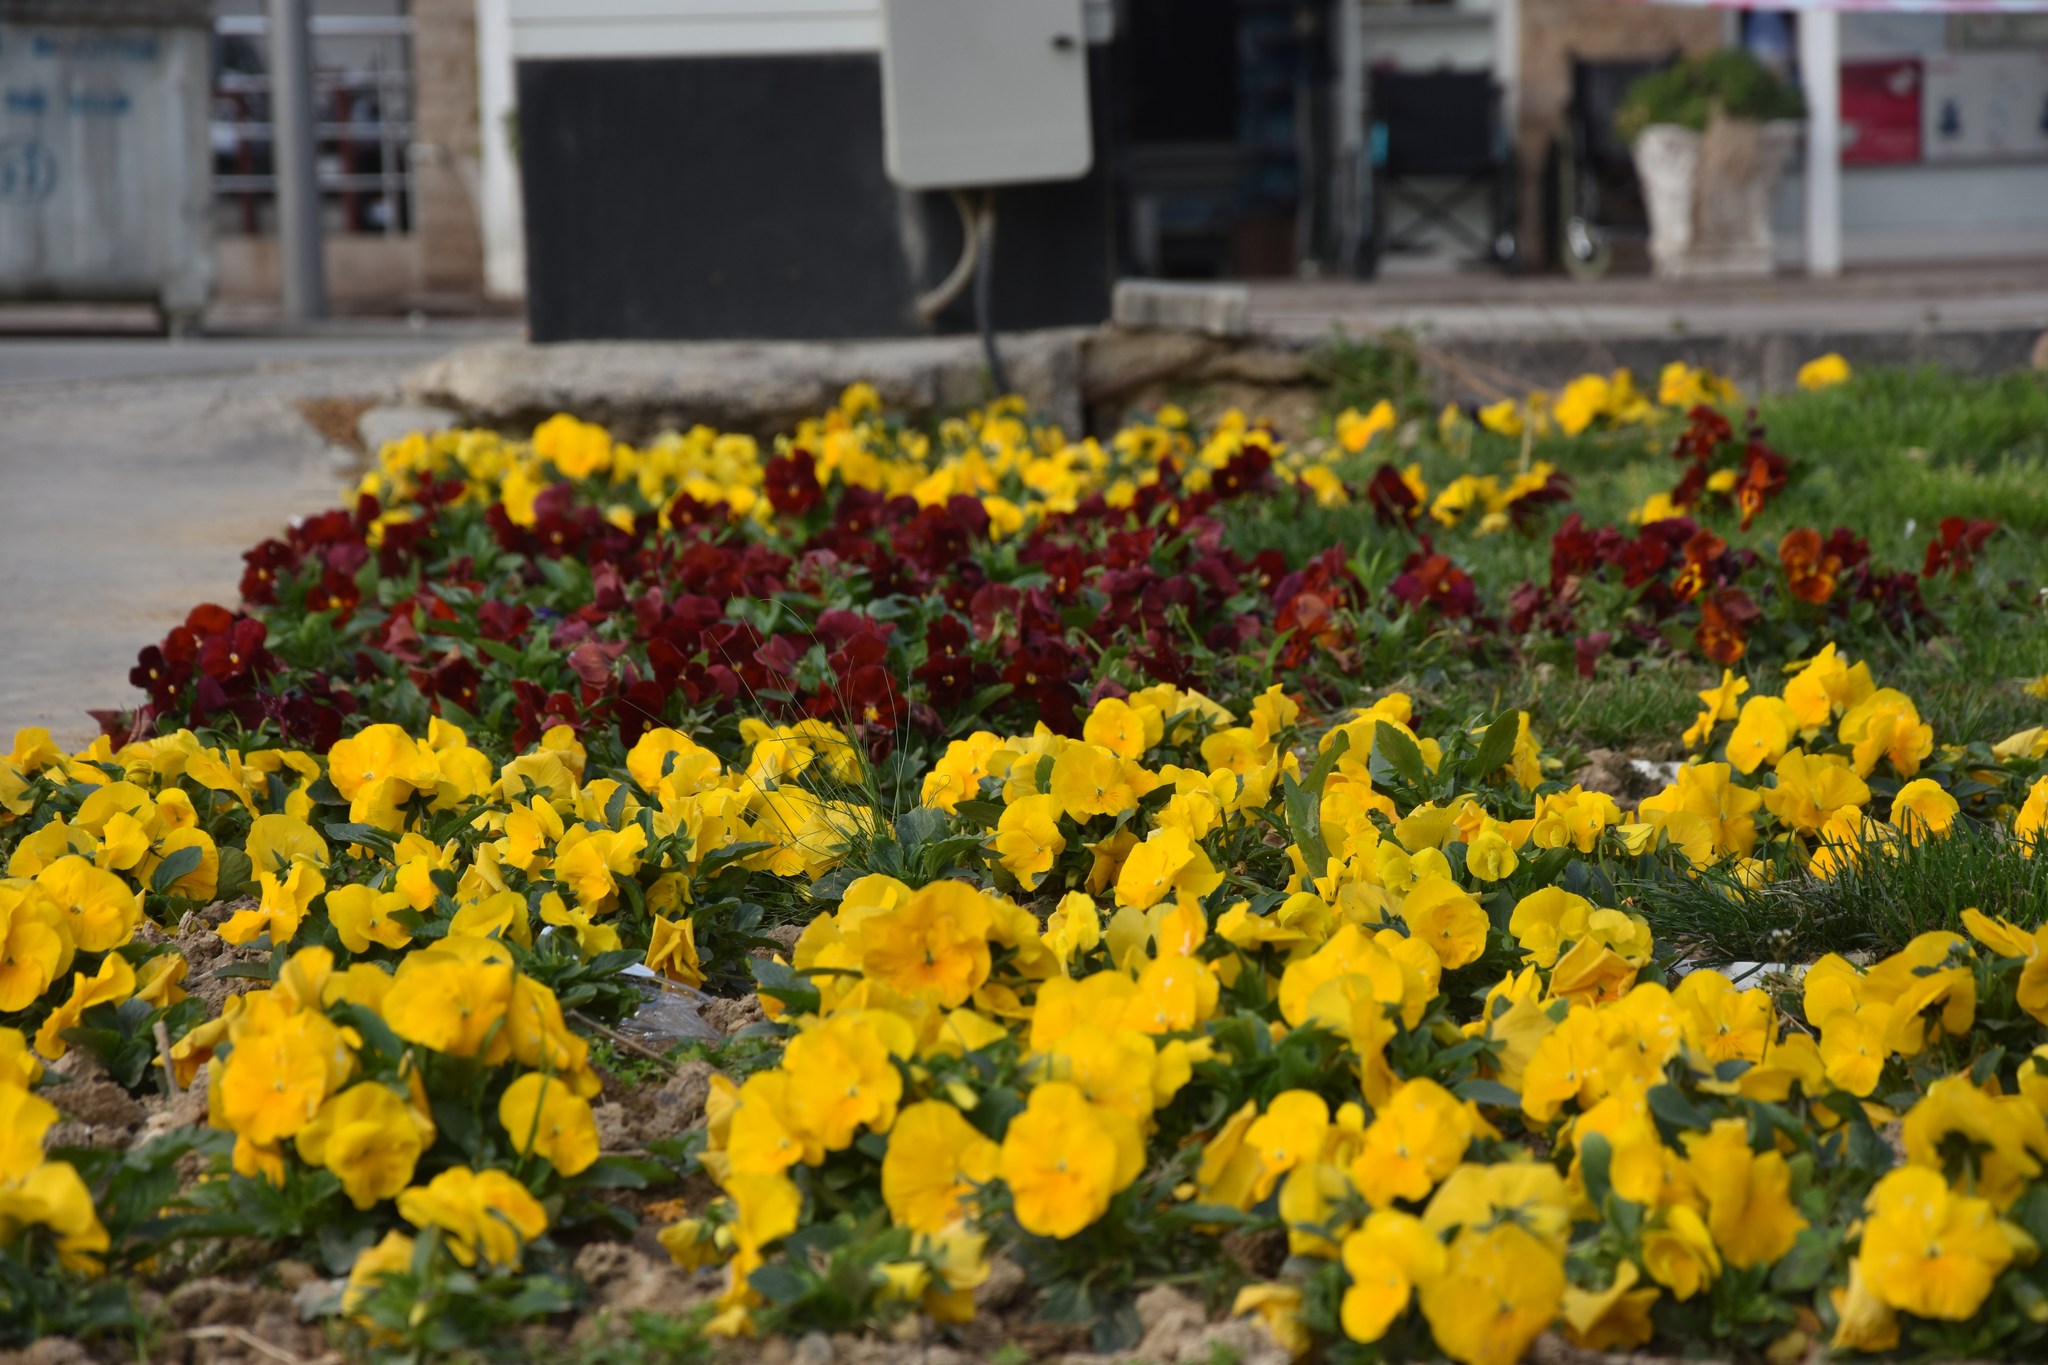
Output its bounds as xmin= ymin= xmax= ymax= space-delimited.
xmin=397 ymin=317 xmax=2046 ymax=443
xmin=402 ymin=331 xmax=1093 ymax=444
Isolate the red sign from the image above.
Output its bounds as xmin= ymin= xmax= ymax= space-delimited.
xmin=1841 ymin=58 xmax=1922 ymax=164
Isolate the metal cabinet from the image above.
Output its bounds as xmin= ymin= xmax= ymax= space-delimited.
xmin=0 ymin=0 xmax=214 ymax=331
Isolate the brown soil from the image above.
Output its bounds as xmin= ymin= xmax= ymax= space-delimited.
xmin=292 ymin=395 xmax=379 ymax=457
xmin=161 ymin=1276 xmax=338 ymax=1365
xmin=595 ymin=1059 xmax=715 ymax=1150
xmin=1569 ymin=747 xmax=1669 ymax=804
xmin=176 ymin=901 xmax=271 ymax=1014
xmin=701 ymin=995 xmax=766 ymax=1035
xmin=45 ymin=1078 xmax=146 ymax=1151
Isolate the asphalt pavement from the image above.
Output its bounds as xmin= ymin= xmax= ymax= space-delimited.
xmin=0 ymin=319 xmax=515 ymax=747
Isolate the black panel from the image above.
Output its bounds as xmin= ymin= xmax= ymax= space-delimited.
xmin=1124 ymin=0 xmax=1238 ymax=141
xmin=517 ymin=51 xmax=1114 ymax=343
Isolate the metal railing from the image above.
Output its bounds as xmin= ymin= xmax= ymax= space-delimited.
xmin=210 ymin=10 xmax=415 ymax=236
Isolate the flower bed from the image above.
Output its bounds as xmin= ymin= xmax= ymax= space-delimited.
xmin=5 ymin=364 xmax=2048 ymax=1363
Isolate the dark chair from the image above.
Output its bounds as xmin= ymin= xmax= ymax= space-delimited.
xmin=1552 ymin=53 xmax=1674 ymax=278
xmin=1358 ymin=69 xmax=1518 ymax=278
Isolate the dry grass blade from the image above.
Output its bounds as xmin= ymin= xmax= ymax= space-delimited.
xmin=571 ymin=1008 xmax=683 ymax=1076
xmin=184 ymin=1326 xmax=342 ymax=1365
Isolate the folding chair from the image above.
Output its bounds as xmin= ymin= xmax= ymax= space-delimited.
xmin=1358 ymin=69 xmax=1518 ymax=278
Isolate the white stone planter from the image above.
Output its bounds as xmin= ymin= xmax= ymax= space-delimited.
xmin=1632 ymin=117 xmax=1801 ymax=280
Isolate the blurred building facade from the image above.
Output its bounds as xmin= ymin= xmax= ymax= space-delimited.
xmin=207 ymin=0 xmax=485 ymax=309
xmin=195 ymin=0 xmax=2048 ymax=321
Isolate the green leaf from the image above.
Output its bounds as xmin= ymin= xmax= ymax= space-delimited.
xmin=695 ymin=841 xmax=773 ymax=879
xmin=1769 ymin=1228 xmax=1835 ymax=1292
xmin=330 ymin=1002 xmax=407 ymax=1063
xmin=951 ymin=799 xmax=1005 ymax=829
xmin=149 ymin=845 xmax=205 ymax=894
xmin=476 ymin=639 xmax=526 ymax=669
xmin=1282 ymin=730 xmax=1350 ymax=883
xmin=946 ymin=683 xmax=1015 ymax=733
xmin=750 ymin=959 xmax=821 ymax=1016
xmin=504 ymin=1274 xmax=577 ymax=1318
xmin=1578 ymin=1131 xmax=1615 ymax=1211
xmin=214 ymin=845 xmax=255 ymax=899
xmin=1454 ymin=1078 xmax=1522 ymax=1109
xmin=323 ymin=821 xmax=397 ymax=854
xmin=1646 ymin=1083 xmax=1711 ymax=1137
xmin=316 ymin=1223 xmax=380 ymax=1277
xmin=748 ymin=1263 xmax=809 ymax=1306
xmin=535 ymin=557 xmax=588 ymax=596
xmin=572 ymin=1157 xmax=665 ymax=1190
xmin=2012 ymin=1186 xmax=2048 ymax=1250
xmin=1092 ymin=1295 xmax=1144 ymax=1353
xmin=894 ymin=806 xmax=951 ymax=848
xmin=1167 ymin=1202 xmax=1265 ymax=1227
xmin=1371 ymin=721 xmax=1428 ymax=790
xmin=1464 ymin=711 xmax=1522 ymax=783
xmin=1820 ymin=1090 xmax=1889 ymax=1173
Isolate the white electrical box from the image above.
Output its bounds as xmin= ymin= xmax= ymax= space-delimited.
xmin=879 ymin=0 xmax=1093 ymax=190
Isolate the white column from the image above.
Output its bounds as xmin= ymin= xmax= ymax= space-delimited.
xmin=1798 ymin=6 xmax=1842 ymax=277
xmin=1494 ymin=0 xmax=1519 ymax=142
xmin=475 ymin=0 xmax=527 ymax=300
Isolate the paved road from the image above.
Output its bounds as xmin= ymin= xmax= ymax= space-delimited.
xmin=0 ymin=320 xmax=509 ymax=386
xmin=0 ymin=326 xmax=510 ymax=748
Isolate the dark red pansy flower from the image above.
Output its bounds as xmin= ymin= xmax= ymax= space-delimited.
xmin=1695 ymin=587 xmax=1759 ymax=665
xmin=1574 ymin=630 xmax=1614 ymax=679
xmin=1922 ymin=516 xmax=1998 ymax=578
xmin=763 ymin=449 xmax=822 ymax=517
xmin=197 ymin=617 xmax=271 ymax=684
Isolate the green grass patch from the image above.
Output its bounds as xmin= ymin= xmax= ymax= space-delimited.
xmin=1240 ymin=349 xmax=2048 ymax=758
xmin=1628 ymin=822 xmax=2048 ymax=964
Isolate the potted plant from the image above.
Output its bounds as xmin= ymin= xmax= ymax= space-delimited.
xmin=1616 ymin=51 xmax=1806 ymax=279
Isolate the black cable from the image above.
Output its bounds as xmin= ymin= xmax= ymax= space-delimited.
xmin=973 ymin=192 xmax=1011 ymax=397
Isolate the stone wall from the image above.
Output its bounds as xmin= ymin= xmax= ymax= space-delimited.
xmin=1515 ymin=0 xmax=1723 ymax=266
xmin=215 ymin=234 xmax=420 ymax=307
xmin=410 ymin=0 xmax=484 ymax=299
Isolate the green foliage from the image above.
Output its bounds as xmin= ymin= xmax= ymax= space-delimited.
xmin=1615 ymin=50 xmax=1806 ymax=141
xmin=1281 ymin=730 xmax=1349 ymax=881
xmin=748 ymin=1211 xmax=925 ymax=1335
xmin=180 ymin=1165 xmax=373 ymax=1271
xmin=55 ymin=982 xmax=204 ymax=1095
xmin=1225 ymin=363 xmax=2048 ymax=763
xmin=566 ymin=1307 xmax=716 ymax=1365
xmin=1625 ymin=818 xmax=2048 ymax=963
xmin=518 ymin=934 xmax=644 ymax=1027
xmin=0 ymin=1249 xmax=148 ymax=1349
xmin=675 ymin=1028 xmax=785 ymax=1081
xmin=1311 ymin=332 xmax=1433 ymax=424
xmin=587 ymin=1036 xmax=690 ymax=1089
xmin=344 ymin=1230 xmax=577 ymax=1362
xmin=66 ymin=1128 xmax=234 ymax=1265
xmin=819 ymin=805 xmax=993 ymax=894
xmin=0 ymin=1135 xmax=230 ymax=1349
xmin=998 ymin=1144 xmax=1248 ymax=1353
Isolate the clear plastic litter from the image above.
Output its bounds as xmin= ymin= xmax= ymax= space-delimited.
xmin=612 ymin=963 xmax=722 ymax=1047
